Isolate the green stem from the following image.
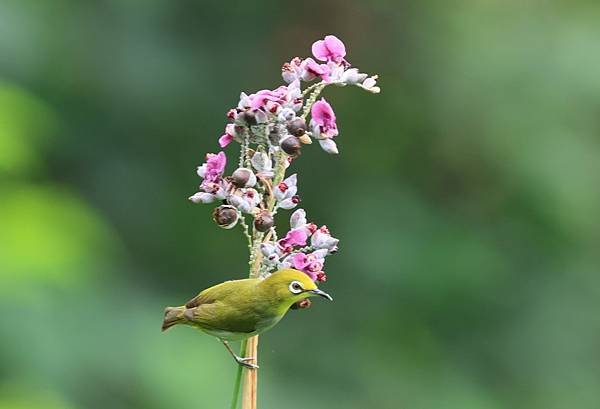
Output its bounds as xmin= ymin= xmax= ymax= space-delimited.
xmin=301 ymin=81 xmax=325 ymax=97
xmin=238 ymin=216 xmax=253 ymax=261
xmin=266 ymin=151 xmax=288 ymax=210
xmin=301 ymin=83 xmax=328 ymax=120
xmin=230 ymin=339 xmax=248 ymax=409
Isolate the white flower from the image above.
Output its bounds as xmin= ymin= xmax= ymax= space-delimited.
xmin=278 ymin=197 xmax=299 ymax=210
xmin=274 ymin=174 xmax=298 ymax=202
xmin=318 ymin=138 xmax=339 ymax=154
xmin=290 ymin=209 xmax=307 ymax=229
xmin=189 ymin=192 xmax=217 ymax=204
xmin=357 ymin=75 xmax=380 ymax=94
xmin=326 ymin=61 xmax=346 ymax=82
xmin=229 ymin=188 xmax=261 ymax=213
xmin=254 ymin=109 xmax=269 ymax=124
xmin=340 ymin=68 xmax=368 ymax=85
xmin=278 ymin=108 xmax=296 ymax=122
xmin=237 ymin=92 xmax=252 ymax=109
xmin=311 ymin=226 xmax=339 ymax=253
xmin=251 ymin=151 xmax=274 ymax=178
xmin=261 ymin=242 xmax=279 ymax=260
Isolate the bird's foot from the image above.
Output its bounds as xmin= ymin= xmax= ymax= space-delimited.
xmin=236 ymin=357 xmax=259 ymax=369
xmin=220 ymin=340 xmax=259 ymax=369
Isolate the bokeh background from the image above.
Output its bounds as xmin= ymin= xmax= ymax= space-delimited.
xmin=2 ymin=1 xmax=600 ymax=408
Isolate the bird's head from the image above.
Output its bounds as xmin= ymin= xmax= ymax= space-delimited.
xmin=260 ymin=269 xmax=333 ymax=312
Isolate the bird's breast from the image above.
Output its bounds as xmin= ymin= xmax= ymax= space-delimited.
xmin=254 ymin=314 xmax=283 ymax=333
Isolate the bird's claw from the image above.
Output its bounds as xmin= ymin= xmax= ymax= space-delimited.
xmin=236 ymin=357 xmax=259 ymax=369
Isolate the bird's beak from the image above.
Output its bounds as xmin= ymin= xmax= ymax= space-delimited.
xmin=310 ymin=288 xmax=333 ymax=301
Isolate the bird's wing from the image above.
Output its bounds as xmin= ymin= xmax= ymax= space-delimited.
xmin=184 ymin=278 xmax=264 ymax=334
xmin=184 ymin=278 xmax=255 ymax=308
xmin=184 ymin=288 xmax=216 ymax=308
xmin=190 ymin=302 xmax=258 ymax=334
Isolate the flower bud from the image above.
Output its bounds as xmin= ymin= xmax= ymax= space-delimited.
xmin=287 ymin=118 xmax=307 ymax=136
xmin=254 ymin=210 xmax=274 ymax=232
xmin=212 ymin=205 xmax=239 ymax=229
xmin=318 ymin=138 xmax=339 ymax=154
xmin=298 ymin=134 xmax=312 ymax=145
xmin=316 ymin=272 xmax=327 ymax=282
xmin=226 ymin=109 xmax=237 ymax=121
xmin=189 ymin=192 xmax=215 ymax=204
xmin=280 ymin=135 xmax=302 ymax=157
xmin=231 ymin=167 xmax=257 ymax=188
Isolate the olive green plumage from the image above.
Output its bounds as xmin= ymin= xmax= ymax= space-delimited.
xmin=161 ymin=268 xmax=332 ymax=368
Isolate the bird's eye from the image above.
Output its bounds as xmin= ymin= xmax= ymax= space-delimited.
xmin=289 ymin=280 xmax=303 ymax=294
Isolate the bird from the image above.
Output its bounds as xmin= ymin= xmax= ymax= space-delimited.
xmin=161 ymin=268 xmax=333 ymax=369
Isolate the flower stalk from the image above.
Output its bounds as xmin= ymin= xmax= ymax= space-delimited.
xmin=188 ymin=35 xmax=379 ymax=408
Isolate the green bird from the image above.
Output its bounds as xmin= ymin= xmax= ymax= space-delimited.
xmin=161 ymin=268 xmax=333 ymax=369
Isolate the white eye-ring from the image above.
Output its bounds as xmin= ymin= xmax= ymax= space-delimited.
xmin=289 ymin=280 xmax=303 ymax=294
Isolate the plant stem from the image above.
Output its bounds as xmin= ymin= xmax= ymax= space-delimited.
xmin=301 ymin=82 xmax=328 ymax=120
xmin=241 ymin=335 xmax=259 ymax=409
xmin=301 ymin=80 xmax=325 ymax=97
xmin=230 ymin=339 xmax=247 ymax=409
xmin=240 ymin=150 xmax=288 ymax=409
xmin=239 ymin=216 xmax=253 ymax=258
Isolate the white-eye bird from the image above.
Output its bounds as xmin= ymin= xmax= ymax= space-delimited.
xmin=162 ymin=268 xmax=333 ymax=369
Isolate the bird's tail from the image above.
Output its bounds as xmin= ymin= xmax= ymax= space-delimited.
xmin=162 ymin=306 xmax=186 ymax=331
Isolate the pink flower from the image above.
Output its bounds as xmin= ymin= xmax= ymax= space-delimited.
xmin=300 ymin=58 xmax=330 ymax=82
xmin=278 ymin=228 xmax=308 ymax=253
xmin=249 ymin=87 xmax=287 ymax=110
xmin=219 ymin=133 xmax=234 ymax=147
xmin=291 ymin=250 xmax=327 ymax=281
xmin=282 ymin=57 xmax=303 ymax=83
xmin=311 ymin=98 xmax=338 ymax=139
xmin=310 ymin=98 xmax=340 ymax=154
xmin=312 ymin=35 xmax=346 ymax=63
xmin=218 ymin=124 xmax=238 ymax=148
xmin=190 ymin=152 xmax=229 ymax=204
xmin=197 ymin=152 xmax=227 ymax=183
xmin=311 ymin=99 xmax=337 ymax=134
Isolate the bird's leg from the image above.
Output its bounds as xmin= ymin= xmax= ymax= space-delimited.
xmin=221 ymin=340 xmax=259 ymax=370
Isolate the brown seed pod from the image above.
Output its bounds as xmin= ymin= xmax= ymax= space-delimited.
xmin=254 ymin=210 xmax=274 ymax=232
xmin=286 ymin=118 xmax=307 ymax=136
xmin=280 ymin=136 xmax=301 ymax=156
xmin=212 ymin=205 xmax=239 ymax=229
xmin=231 ymin=168 xmax=256 ymax=188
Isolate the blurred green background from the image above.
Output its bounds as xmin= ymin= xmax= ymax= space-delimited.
xmin=1 ymin=1 xmax=600 ymax=408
